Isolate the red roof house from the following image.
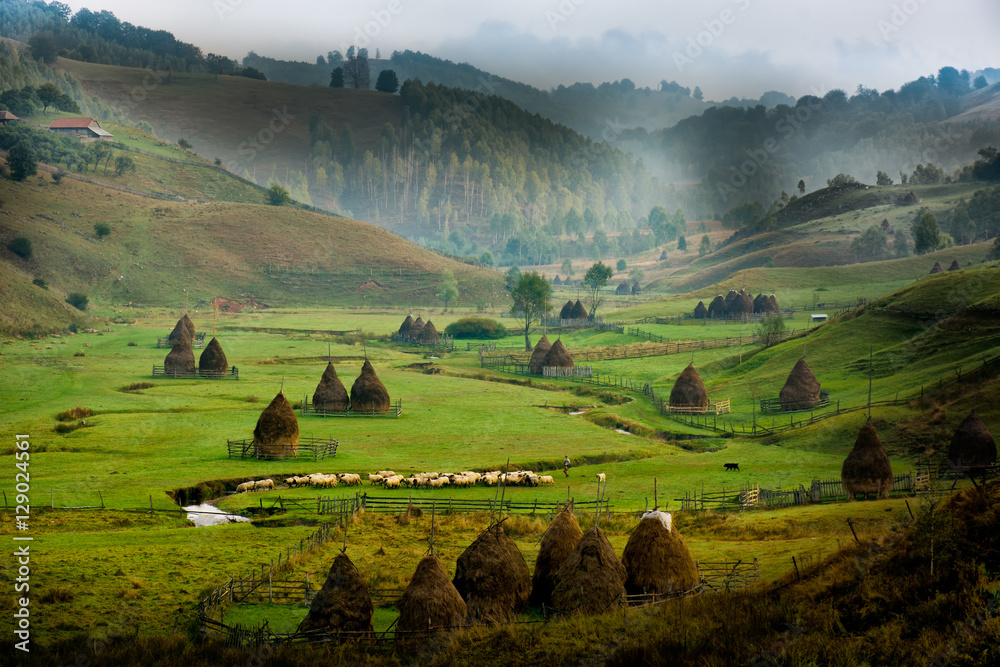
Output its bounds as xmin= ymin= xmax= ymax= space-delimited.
xmin=49 ymin=117 xmax=113 ymax=141
xmin=0 ymin=110 xmax=20 ymax=125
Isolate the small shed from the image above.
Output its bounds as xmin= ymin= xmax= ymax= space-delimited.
xmin=49 ymin=117 xmax=114 ymax=141
xmin=810 ymin=314 xmax=828 ymax=323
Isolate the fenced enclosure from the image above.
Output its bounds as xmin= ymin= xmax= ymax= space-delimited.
xmin=157 ymin=333 xmax=205 ymax=348
xmin=759 ymin=390 xmax=831 ymax=414
xmin=226 ymin=437 xmax=339 ymax=461
xmin=299 ymin=397 xmax=403 ymax=418
xmin=389 ymin=332 xmax=454 ymax=349
xmin=357 ymin=494 xmax=610 ymax=516
xmin=697 ymin=559 xmax=760 ymax=592
xmin=542 ymin=366 xmax=593 ymax=378
xmin=152 ymin=365 xmax=239 ymax=379
xmin=668 ymin=399 xmax=731 ymax=416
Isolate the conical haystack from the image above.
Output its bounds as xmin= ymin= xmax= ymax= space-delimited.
xmin=729 ymin=292 xmax=754 ymax=317
xmin=930 ymin=261 xmax=944 ymax=274
xmin=622 ymin=512 xmax=698 ymax=595
xmin=418 ymin=320 xmax=440 ymax=344
xmin=571 ymin=300 xmax=588 ymax=320
xmin=167 ymin=314 xmax=195 ymax=344
xmin=528 ymin=335 xmax=552 ymax=374
xmin=399 ymin=315 xmax=414 ymax=337
xmin=724 ymin=289 xmax=739 ymax=309
xmin=707 ymin=295 xmax=727 ymax=318
xmin=948 ymin=411 xmax=997 ymax=469
xmin=452 ymin=524 xmax=531 ymax=625
xmin=767 ymin=294 xmax=779 ymax=313
xmin=551 ymin=527 xmax=626 ymax=615
xmin=350 ymin=359 xmax=391 ymax=413
xmin=529 ymin=510 xmax=583 ymax=607
xmin=948 ymin=260 xmax=961 ymax=271
xmin=779 ymin=358 xmax=821 ymax=411
xmin=841 ymin=422 xmax=893 ymax=498
xmin=753 ymin=293 xmax=767 ymax=313
xmin=397 ymin=554 xmax=466 ymax=648
xmin=616 ymin=281 xmax=631 ymax=295
xmin=313 ymin=362 xmax=349 ymax=412
xmin=659 ymin=250 xmax=668 ymax=261
xmin=669 ymin=364 xmax=708 ymax=413
xmin=553 ymin=275 xmax=562 ymax=285
xmin=632 ymin=281 xmax=641 ymax=295
xmin=542 ymin=339 xmax=574 ymax=370
xmin=297 ymin=552 xmax=374 ymax=637
xmin=198 ymin=337 xmax=228 ymax=372
xmin=559 ymin=300 xmax=575 ymax=319
xmin=164 ymin=338 xmax=195 ymax=374
xmin=410 ymin=317 xmax=425 ymax=337
xmin=252 ymin=391 xmax=299 ymax=458
xmin=693 ymin=301 xmax=708 ymax=319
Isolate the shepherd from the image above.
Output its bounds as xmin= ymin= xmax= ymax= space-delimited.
xmin=563 ymin=455 xmax=571 ymax=477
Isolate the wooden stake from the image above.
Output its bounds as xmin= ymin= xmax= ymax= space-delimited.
xmin=653 ymin=477 xmax=658 ymax=511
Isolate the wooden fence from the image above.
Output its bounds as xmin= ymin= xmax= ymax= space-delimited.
xmin=759 ymin=391 xmax=831 ymax=414
xmin=390 ymin=332 xmax=454 ymax=350
xmin=542 ymin=366 xmax=593 ymax=378
xmin=299 ymin=397 xmax=403 ymax=418
xmin=668 ymin=399 xmax=731 ymax=416
xmin=157 ymin=333 xmax=205 ymax=348
xmin=226 ymin=437 xmax=339 ymax=461
xmin=697 ymin=559 xmax=760 ymax=592
xmin=152 ymin=365 xmax=239 ymax=379
xmin=358 ymin=494 xmax=610 ymax=516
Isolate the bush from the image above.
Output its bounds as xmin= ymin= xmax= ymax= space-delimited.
xmin=267 ymin=183 xmax=290 ymax=206
xmin=65 ymin=292 xmax=88 ymax=310
xmin=177 ymin=138 xmax=193 ymax=150
xmin=94 ymin=222 xmax=110 ymax=238
xmin=32 ymin=278 xmax=47 ymax=289
xmin=8 ymin=236 xmax=32 ymax=259
xmin=444 ymin=316 xmax=508 ymax=339
xmin=56 ymin=406 xmax=94 ymax=421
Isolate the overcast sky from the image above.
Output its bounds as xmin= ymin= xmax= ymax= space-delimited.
xmin=59 ymin=0 xmax=999 ymax=98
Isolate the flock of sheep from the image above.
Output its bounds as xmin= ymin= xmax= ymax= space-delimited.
xmin=234 ymin=469 xmax=561 ymax=493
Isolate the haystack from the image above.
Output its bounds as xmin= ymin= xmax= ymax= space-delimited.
xmin=542 ymin=339 xmax=574 ymax=369
xmin=551 ymin=527 xmax=626 ymax=615
xmin=528 ymin=335 xmax=552 ymax=375
xmin=297 ymin=552 xmax=373 ymax=636
xmin=729 ymin=292 xmax=754 ymax=317
xmin=753 ymin=293 xmax=767 ymax=314
xmin=660 ymin=250 xmax=668 ymax=261
xmin=841 ymin=422 xmax=893 ymax=498
xmin=632 ymin=281 xmax=641 ymax=295
xmin=616 ymin=281 xmax=631 ymax=295
xmin=779 ymin=358 xmax=821 ymax=411
xmin=669 ymin=364 xmax=708 ymax=413
xmin=930 ymin=261 xmax=944 ymax=274
xmin=948 ymin=260 xmax=961 ymax=271
xmin=350 ymin=359 xmax=391 ymax=413
xmin=621 ymin=512 xmax=698 ymax=595
xmin=559 ymin=300 xmax=575 ymax=319
xmin=418 ymin=320 xmax=440 ymax=344
xmin=948 ymin=411 xmax=997 ymax=469
xmin=410 ymin=317 xmax=425 ymax=337
xmin=396 ymin=554 xmax=466 ymax=645
xmin=452 ymin=524 xmax=531 ymax=625
xmin=398 ymin=315 xmax=414 ymax=337
xmin=313 ymin=362 xmax=349 ymax=412
xmin=529 ymin=509 xmax=583 ymax=607
xmin=693 ymin=301 xmax=708 ymax=319
xmin=724 ymin=289 xmax=738 ymax=309
xmin=252 ymin=391 xmax=299 ymax=458
xmin=164 ymin=338 xmax=195 ymax=374
xmin=167 ymin=314 xmax=195 ymax=344
xmin=553 ymin=275 xmax=562 ymax=286
xmin=570 ymin=300 xmax=588 ymax=320
xmin=707 ymin=295 xmax=727 ymax=318
xmin=198 ymin=337 xmax=228 ymax=372
xmin=767 ymin=294 xmax=780 ymax=312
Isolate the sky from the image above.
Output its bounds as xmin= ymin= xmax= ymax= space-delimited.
xmin=58 ymin=0 xmax=1000 ymax=99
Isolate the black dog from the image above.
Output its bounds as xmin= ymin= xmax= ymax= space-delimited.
xmin=724 ymin=463 xmax=740 ymax=471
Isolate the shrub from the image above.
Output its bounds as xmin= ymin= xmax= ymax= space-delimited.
xmin=178 ymin=138 xmax=193 ymax=150
xmin=444 ymin=316 xmax=508 ymax=339
xmin=56 ymin=406 xmax=94 ymax=421
xmin=94 ymin=222 xmax=110 ymax=238
xmin=8 ymin=237 xmax=33 ymax=260
xmin=32 ymin=278 xmax=47 ymax=289
xmin=66 ymin=292 xmax=88 ymax=310
xmin=119 ymin=382 xmax=154 ymax=393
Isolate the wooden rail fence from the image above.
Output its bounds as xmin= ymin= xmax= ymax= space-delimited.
xmin=157 ymin=333 xmax=205 ymax=348
xmin=152 ymin=365 xmax=239 ymax=379
xmin=299 ymin=397 xmax=403 ymax=418
xmin=226 ymin=437 xmax=339 ymax=461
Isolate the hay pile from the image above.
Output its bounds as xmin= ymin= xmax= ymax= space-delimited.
xmin=397 ymin=554 xmax=466 ymax=646
xmin=616 ymin=281 xmax=631 ymax=295
xmin=669 ymin=364 xmax=708 ymax=412
xmin=528 ymin=335 xmax=552 ymax=374
xmin=418 ymin=320 xmax=440 ymax=344
xmin=410 ymin=317 xmax=425 ymax=337
xmin=660 ymin=250 xmax=668 ymax=261
xmin=693 ymin=301 xmax=708 ymax=319
xmin=168 ymin=314 xmax=195 ymax=344
xmin=841 ymin=422 xmax=893 ymax=498
xmin=948 ymin=260 xmax=961 ymax=271
xmin=632 ymin=281 xmax=641 ymax=295
xmin=198 ymin=337 xmax=228 ymax=372
xmin=621 ymin=512 xmax=698 ymax=595
xmin=452 ymin=524 xmax=531 ymax=625
xmin=164 ymin=338 xmax=195 ymax=374
xmin=571 ymin=300 xmax=588 ymax=319
xmin=553 ymin=275 xmax=562 ymax=286
xmin=350 ymin=359 xmax=390 ymax=413
xmin=930 ymin=261 xmax=944 ymax=274
xmin=252 ymin=391 xmax=299 ymax=458
xmin=708 ymin=295 xmax=727 ymax=318
xmin=551 ymin=528 xmax=626 ymax=615
xmin=948 ymin=411 xmax=997 ymax=468
xmin=542 ymin=339 xmax=574 ymax=369
xmin=724 ymin=289 xmax=738 ymax=310
xmin=730 ymin=291 xmax=754 ymax=317
xmin=529 ymin=510 xmax=583 ymax=607
xmin=779 ymin=358 xmax=821 ymax=410
xmin=753 ymin=294 xmax=767 ymax=313
xmin=313 ymin=362 xmax=349 ymax=412
xmin=297 ymin=552 xmax=373 ymax=636
xmin=398 ymin=315 xmax=414 ymax=337
xmin=767 ymin=294 xmax=779 ymax=312
xmin=559 ymin=300 xmax=575 ymax=319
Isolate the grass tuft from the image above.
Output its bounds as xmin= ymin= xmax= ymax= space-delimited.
xmin=55 ymin=406 xmax=93 ymax=421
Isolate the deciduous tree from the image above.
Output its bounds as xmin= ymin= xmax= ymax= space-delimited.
xmin=510 ymin=271 xmax=551 ymax=351
xmin=583 ymin=261 xmax=613 ymax=320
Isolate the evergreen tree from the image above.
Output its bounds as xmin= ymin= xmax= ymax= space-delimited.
xmin=375 ymin=69 xmax=399 ymax=94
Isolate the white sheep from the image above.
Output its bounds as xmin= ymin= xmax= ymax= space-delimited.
xmin=284 ymin=476 xmax=298 ymax=487
xmin=376 ymin=470 xmax=396 ymax=478
xmin=254 ymin=479 xmax=275 ymax=491
xmin=538 ymin=475 xmax=555 ymax=485
xmin=596 ymin=472 xmax=606 ymax=483
xmin=368 ymin=473 xmax=384 ymax=485
xmin=339 ymin=473 xmax=361 ymax=486
xmin=235 ymin=481 xmax=254 ymax=493
xmin=482 ymin=474 xmax=499 ymax=486
xmin=384 ymin=476 xmax=402 ymax=489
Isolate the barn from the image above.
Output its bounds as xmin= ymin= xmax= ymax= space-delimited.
xmin=49 ymin=117 xmax=114 ymax=141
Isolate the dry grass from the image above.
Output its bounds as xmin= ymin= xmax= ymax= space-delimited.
xmin=119 ymin=382 xmax=155 ymax=393
xmin=55 ymin=406 xmax=93 ymax=421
